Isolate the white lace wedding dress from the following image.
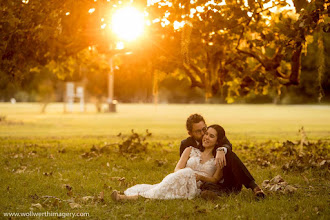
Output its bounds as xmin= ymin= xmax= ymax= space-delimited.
xmin=124 ymin=147 xmax=216 ymax=199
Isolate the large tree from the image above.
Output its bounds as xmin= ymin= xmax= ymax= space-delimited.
xmin=145 ymin=0 xmax=329 ymax=102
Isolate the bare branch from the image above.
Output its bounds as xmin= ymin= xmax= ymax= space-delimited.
xmin=236 ymin=48 xmax=267 ymax=67
xmin=186 ymin=62 xmax=205 ymax=84
xmin=182 ymin=63 xmax=204 ymax=88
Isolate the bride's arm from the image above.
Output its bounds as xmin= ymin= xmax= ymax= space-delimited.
xmin=196 ymin=166 xmax=223 ymax=183
xmin=174 ymin=146 xmax=192 ymax=172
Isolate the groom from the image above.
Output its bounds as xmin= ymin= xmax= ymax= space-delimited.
xmin=180 ymin=114 xmax=265 ymax=198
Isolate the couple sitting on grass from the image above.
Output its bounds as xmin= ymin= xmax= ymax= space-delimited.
xmin=111 ymin=114 xmax=265 ymax=201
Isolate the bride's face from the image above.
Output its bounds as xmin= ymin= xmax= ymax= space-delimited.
xmin=202 ymin=127 xmax=218 ymax=149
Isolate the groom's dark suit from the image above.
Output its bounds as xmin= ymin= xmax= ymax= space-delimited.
xmin=180 ymin=136 xmax=255 ymax=193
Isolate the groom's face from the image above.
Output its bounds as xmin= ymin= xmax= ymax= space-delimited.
xmin=189 ymin=121 xmax=207 ymax=142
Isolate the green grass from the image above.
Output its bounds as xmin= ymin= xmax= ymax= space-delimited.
xmin=0 ymin=103 xmax=329 ymax=219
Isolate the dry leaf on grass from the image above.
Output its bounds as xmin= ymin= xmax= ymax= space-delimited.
xmin=81 ymin=151 xmax=98 ymax=159
xmin=262 ymin=175 xmax=297 ymax=194
xmin=43 ymin=172 xmax=53 ymax=176
xmin=103 ymin=183 xmax=113 ymax=190
xmin=27 ymin=151 xmax=38 ymax=158
xmin=155 ymin=159 xmax=168 ymax=167
xmin=64 ymin=184 xmax=72 ymax=191
xmin=99 ymin=191 xmax=104 ymax=201
xmin=110 ymin=177 xmax=126 ymax=181
xmin=69 ymin=203 xmax=82 ymax=209
xmin=81 ymin=196 xmax=94 ymax=202
xmin=15 ymin=166 xmax=27 ymax=174
xmin=58 ymin=148 xmax=66 ymax=153
xmin=31 ymin=203 xmax=42 ymax=209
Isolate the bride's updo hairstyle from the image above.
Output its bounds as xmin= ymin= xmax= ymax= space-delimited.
xmin=201 ymin=124 xmax=226 ymax=157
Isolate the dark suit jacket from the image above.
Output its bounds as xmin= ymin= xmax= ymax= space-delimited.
xmin=180 ymin=136 xmax=232 ymax=156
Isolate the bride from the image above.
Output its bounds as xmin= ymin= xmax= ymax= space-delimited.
xmin=111 ymin=125 xmax=225 ymax=201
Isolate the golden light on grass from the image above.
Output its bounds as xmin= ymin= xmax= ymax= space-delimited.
xmin=111 ymin=7 xmax=145 ymax=41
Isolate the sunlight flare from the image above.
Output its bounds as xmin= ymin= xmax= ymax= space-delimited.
xmin=111 ymin=7 xmax=145 ymax=41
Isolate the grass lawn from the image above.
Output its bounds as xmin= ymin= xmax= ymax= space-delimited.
xmin=0 ymin=103 xmax=329 ymax=219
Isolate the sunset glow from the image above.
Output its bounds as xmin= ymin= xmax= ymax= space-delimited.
xmin=111 ymin=7 xmax=145 ymax=41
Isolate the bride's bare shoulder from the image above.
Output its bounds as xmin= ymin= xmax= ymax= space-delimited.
xmin=182 ymin=146 xmax=193 ymax=155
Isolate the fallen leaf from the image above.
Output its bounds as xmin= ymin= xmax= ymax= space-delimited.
xmin=155 ymin=160 xmax=168 ymax=167
xmin=52 ymin=199 xmax=60 ymax=207
xmin=27 ymin=151 xmax=37 ymax=158
xmin=221 ymin=204 xmax=230 ymax=210
xmin=318 ymin=160 xmax=327 ymax=167
xmin=103 ymin=183 xmax=112 ymax=190
xmin=58 ymin=148 xmax=66 ymax=153
xmin=66 ymin=198 xmax=75 ymax=203
xmin=31 ymin=203 xmax=42 ymax=209
xmin=69 ymin=203 xmax=82 ymax=209
xmin=99 ymin=191 xmax=104 ymax=201
xmin=67 ymin=191 xmax=73 ymax=197
xmin=301 ymin=175 xmax=310 ymax=184
xmin=100 ymin=146 xmax=111 ymax=154
xmin=65 ymin=184 xmax=72 ymax=191
xmin=29 ymin=194 xmax=39 ymax=200
xmin=81 ymin=196 xmax=94 ymax=202
xmin=197 ymin=209 xmax=207 ymax=213
xmin=15 ymin=166 xmax=27 ymax=174
xmin=263 ymin=175 xmax=297 ymax=194
xmin=270 ymin=175 xmax=284 ymax=184
xmin=43 ymin=172 xmax=53 ymax=176
xmin=284 ymin=185 xmax=297 ymax=194
xmin=110 ymin=177 xmax=125 ymax=181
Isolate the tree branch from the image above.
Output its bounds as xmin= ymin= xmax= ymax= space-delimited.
xmin=182 ymin=62 xmax=204 ymax=88
xmin=186 ymin=62 xmax=205 ymax=84
xmin=236 ymin=48 xmax=267 ymax=67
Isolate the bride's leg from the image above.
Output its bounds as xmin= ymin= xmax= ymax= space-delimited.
xmin=111 ymin=190 xmax=139 ymax=201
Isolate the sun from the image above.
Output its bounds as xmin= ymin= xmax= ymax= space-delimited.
xmin=111 ymin=7 xmax=145 ymax=41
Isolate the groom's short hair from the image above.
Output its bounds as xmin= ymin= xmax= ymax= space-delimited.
xmin=186 ymin=114 xmax=205 ymax=132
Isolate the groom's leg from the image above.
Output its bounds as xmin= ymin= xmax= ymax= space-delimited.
xmin=223 ymin=151 xmax=256 ymax=190
xmin=200 ymin=180 xmax=241 ymax=195
xmin=200 ymin=182 xmax=231 ymax=195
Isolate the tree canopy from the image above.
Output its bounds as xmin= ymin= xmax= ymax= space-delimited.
xmin=0 ymin=0 xmax=329 ymax=103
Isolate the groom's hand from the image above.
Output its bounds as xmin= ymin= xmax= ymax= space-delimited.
xmin=215 ymin=151 xmax=226 ymax=169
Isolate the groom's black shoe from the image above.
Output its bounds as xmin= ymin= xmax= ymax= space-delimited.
xmin=253 ymin=186 xmax=266 ymax=200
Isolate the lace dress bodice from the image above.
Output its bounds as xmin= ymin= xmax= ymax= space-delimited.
xmin=186 ymin=147 xmax=216 ymax=178
xmin=123 ymin=147 xmax=217 ymax=200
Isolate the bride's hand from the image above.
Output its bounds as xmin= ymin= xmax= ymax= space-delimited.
xmin=195 ymin=174 xmax=202 ymax=182
xmin=215 ymin=150 xmax=226 ymax=169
